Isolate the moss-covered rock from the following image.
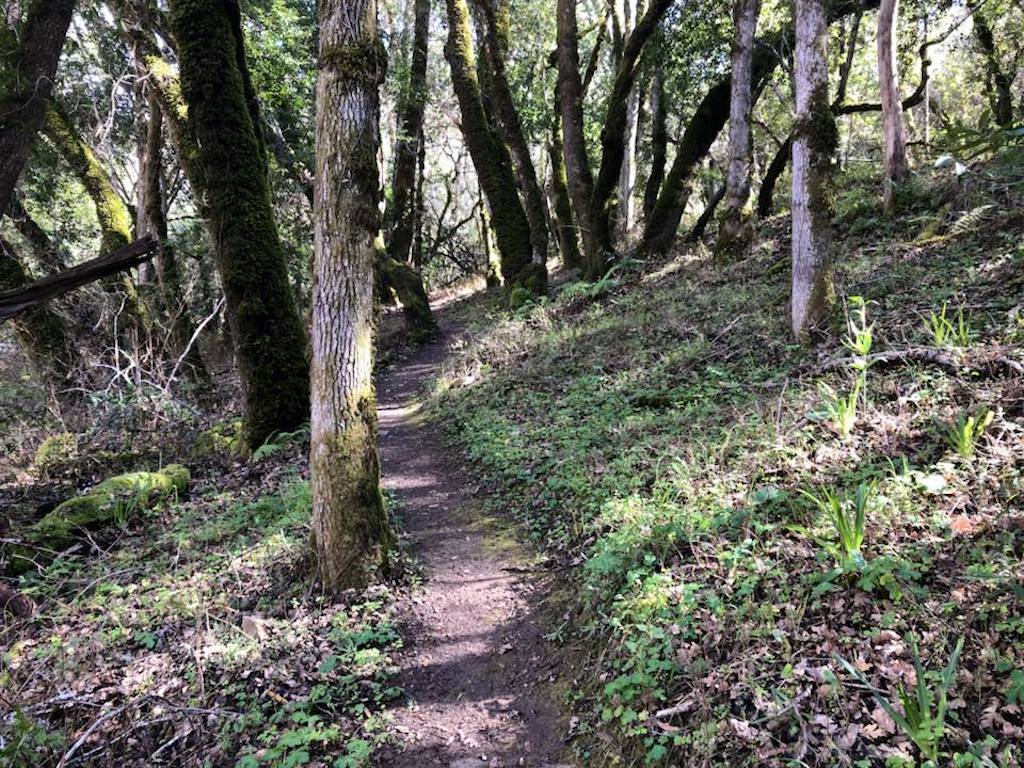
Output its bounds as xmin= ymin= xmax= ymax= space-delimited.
xmin=4 ymin=464 xmax=190 ymax=574
xmin=192 ymin=419 xmax=244 ymax=459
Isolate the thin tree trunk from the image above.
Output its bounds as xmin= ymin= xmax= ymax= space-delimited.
xmin=8 ymin=198 xmax=68 ymax=273
xmin=311 ymin=0 xmax=394 ymax=595
xmin=473 ymin=0 xmax=550 ymax=265
xmin=715 ymin=0 xmax=761 ymax=259
xmin=615 ymin=0 xmax=641 ymax=240
xmin=169 ymin=0 xmax=310 ymax=450
xmin=142 ymin=92 xmax=209 ymax=382
xmin=387 ymin=0 xmax=431 ymax=265
xmin=444 ymin=0 xmax=544 ymax=293
xmin=0 ymin=0 xmax=75 ymax=217
xmin=384 ymin=0 xmax=437 ymax=338
xmin=555 ymin=0 xmax=597 ymax=273
xmin=642 ymin=64 xmax=667 ymax=221
xmin=791 ymin=0 xmax=836 ymax=341
xmin=549 ymin=90 xmax=582 ymax=271
xmin=413 ymin=137 xmax=426 ymax=269
xmin=878 ymin=0 xmax=908 ymax=215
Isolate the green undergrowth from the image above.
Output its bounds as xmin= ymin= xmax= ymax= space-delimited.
xmin=428 ymin=164 xmax=1024 ymax=767
xmin=1 ymin=469 xmax=402 ymax=767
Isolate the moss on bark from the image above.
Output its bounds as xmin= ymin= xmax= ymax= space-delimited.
xmin=169 ymin=0 xmax=310 ymax=450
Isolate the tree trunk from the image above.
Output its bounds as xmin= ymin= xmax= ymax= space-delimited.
xmin=0 ymin=238 xmax=82 ymax=410
xmin=589 ymin=0 xmax=673 ymax=270
xmin=42 ymin=100 xmax=148 ymax=340
xmin=388 ymin=0 xmax=431 ymax=267
xmin=0 ymin=0 xmax=75 ymax=217
xmin=142 ymin=92 xmax=209 ymax=382
xmin=311 ymin=0 xmax=394 ymax=595
xmin=615 ymin=0 xmax=641 ymax=240
xmin=641 ymin=0 xmax=875 ymax=254
xmin=169 ymin=0 xmax=310 ymax=450
xmin=444 ymin=0 xmax=544 ymax=294
xmin=555 ymin=0 xmax=597 ymax=273
xmin=642 ymin=64 xmax=667 ymax=221
xmin=384 ymin=0 xmax=437 ymax=338
xmin=8 ymin=198 xmax=68 ymax=273
xmin=877 ymin=0 xmax=908 ymax=215
xmin=473 ymin=0 xmax=550 ymax=266
xmin=715 ymin=0 xmax=761 ymax=259
xmin=970 ymin=2 xmax=1013 ymax=127
xmin=791 ymin=0 xmax=836 ymax=341
xmin=549 ymin=92 xmax=582 ymax=271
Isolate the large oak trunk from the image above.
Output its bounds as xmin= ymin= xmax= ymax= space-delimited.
xmin=311 ymin=0 xmax=394 ymax=594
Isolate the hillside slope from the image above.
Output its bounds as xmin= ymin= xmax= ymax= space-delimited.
xmin=427 ymin=163 xmax=1024 ymax=767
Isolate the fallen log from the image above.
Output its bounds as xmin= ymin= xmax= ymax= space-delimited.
xmin=0 ymin=235 xmax=157 ymax=323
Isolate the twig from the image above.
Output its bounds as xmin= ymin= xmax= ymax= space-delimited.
xmin=165 ymin=296 xmax=225 ymax=392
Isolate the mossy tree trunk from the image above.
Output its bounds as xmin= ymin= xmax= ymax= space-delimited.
xmin=444 ymin=0 xmax=544 ymax=294
xmin=169 ymin=0 xmax=310 ymax=450
xmin=969 ymin=2 xmax=1014 ymax=127
xmin=791 ymin=0 xmax=836 ymax=342
xmin=472 ymin=0 xmax=550 ymax=266
xmin=549 ymin=88 xmax=582 ymax=271
xmin=384 ymin=0 xmax=437 ymax=339
xmin=588 ymin=0 xmax=673 ymax=267
xmin=142 ymin=92 xmax=209 ymax=382
xmin=642 ymin=64 xmax=667 ymax=221
xmin=42 ymin=100 xmax=148 ymax=343
xmin=311 ymin=0 xmax=394 ymax=595
xmin=0 ymin=237 xmax=83 ymax=411
xmin=0 ymin=0 xmax=75 ymax=217
xmin=877 ymin=0 xmax=908 ymax=215
xmin=715 ymin=0 xmax=761 ymax=260
xmin=555 ymin=0 xmax=598 ymax=275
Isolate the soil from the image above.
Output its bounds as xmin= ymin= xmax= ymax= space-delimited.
xmin=375 ymin=319 xmax=570 ymax=768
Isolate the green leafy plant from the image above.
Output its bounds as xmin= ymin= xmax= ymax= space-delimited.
xmin=924 ymin=302 xmax=974 ymax=347
xmin=251 ymin=425 xmax=311 ymax=462
xmin=799 ymin=482 xmax=874 ymax=571
xmin=843 ymin=296 xmax=875 ymax=361
xmin=944 ymin=408 xmax=994 ymax=458
xmin=838 ymin=634 xmax=964 ymax=765
xmin=818 ymin=378 xmax=862 ymax=438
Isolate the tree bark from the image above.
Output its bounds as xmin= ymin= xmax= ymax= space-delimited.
xmin=555 ymin=0 xmax=597 ymax=273
xmin=549 ymin=89 xmax=582 ymax=271
xmin=791 ymin=0 xmax=836 ymax=341
xmin=311 ymin=0 xmax=394 ymax=595
xmin=8 ymin=198 xmax=68 ymax=273
xmin=642 ymin=63 xmax=667 ymax=221
xmin=169 ymin=0 xmax=311 ymax=450
xmin=384 ymin=0 xmax=437 ymax=338
xmin=473 ymin=0 xmax=550 ymax=265
xmin=0 ymin=0 xmax=75 ymax=217
xmin=969 ymin=2 xmax=1013 ymax=127
xmin=444 ymin=0 xmax=544 ymax=293
xmin=589 ymin=0 xmax=674 ymax=269
xmin=615 ymin=0 xmax=641 ymax=240
xmin=877 ymin=0 xmax=908 ymax=215
xmin=715 ymin=0 xmax=761 ymax=260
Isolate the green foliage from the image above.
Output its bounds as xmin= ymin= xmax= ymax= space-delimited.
xmin=924 ymin=302 xmax=974 ymax=347
xmin=817 ymin=379 xmax=861 ymax=438
xmin=799 ymin=482 xmax=873 ymax=572
xmin=0 ymin=709 xmax=64 ymax=766
xmin=843 ymin=296 xmax=874 ymax=361
xmin=943 ymin=408 xmax=995 ymax=458
xmin=838 ymin=635 xmax=964 ymax=765
xmin=251 ymin=424 xmax=311 ymax=462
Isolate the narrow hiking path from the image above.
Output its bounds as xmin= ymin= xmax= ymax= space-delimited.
xmin=375 ymin=319 xmax=569 ymax=768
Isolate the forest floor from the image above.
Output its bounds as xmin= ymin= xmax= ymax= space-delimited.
xmin=375 ymin=319 xmax=567 ymax=767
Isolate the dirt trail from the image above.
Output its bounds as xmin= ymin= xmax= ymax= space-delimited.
xmin=375 ymin=321 xmax=569 ymax=768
